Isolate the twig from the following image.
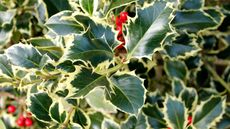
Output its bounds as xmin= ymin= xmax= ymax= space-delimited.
xmin=61 ymin=107 xmax=75 ymax=129
xmin=205 ymin=63 xmax=230 ymax=94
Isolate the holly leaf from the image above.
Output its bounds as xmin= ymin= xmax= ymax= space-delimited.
xmin=164 ymin=60 xmax=188 ymax=80
xmin=71 ymin=108 xmax=90 ymax=128
xmin=179 ymin=87 xmax=198 ymax=111
xmin=0 ymin=10 xmax=15 ymax=26
xmin=143 ymin=104 xmax=167 ymax=129
xmin=172 ymin=10 xmax=219 ymax=33
xmin=164 ymin=43 xmax=200 ymax=59
xmin=121 ymin=112 xmax=149 ymax=129
xmin=126 ymin=1 xmax=174 ymax=58
xmin=89 ymin=112 xmax=104 ymax=129
xmin=28 ymin=92 xmax=53 ymax=122
xmin=172 ymin=79 xmax=185 ymax=97
xmin=163 ymin=95 xmax=187 ymax=129
xmin=74 ymin=14 xmax=116 ymax=45
xmin=49 ymin=102 xmax=67 ymax=123
xmin=180 ymin=0 xmax=204 ymax=10
xmin=5 ymin=44 xmax=43 ymax=69
xmin=107 ymin=0 xmax=136 ymax=13
xmin=193 ymin=96 xmax=226 ymax=129
xmin=46 ymin=11 xmax=84 ymax=35
xmin=102 ymin=119 xmax=120 ymax=129
xmin=108 ymin=74 xmax=145 ymax=115
xmin=85 ymin=87 xmax=117 ymax=113
xmin=70 ymin=68 xmax=109 ymax=97
xmin=65 ymin=32 xmax=114 ymax=66
xmin=0 ymin=24 xmax=13 ymax=46
xmin=35 ymin=0 xmax=48 ymax=24
xmin=0 ymin=54 xmax=13 ymax=77
xmin=80 ymin=0 xmax=96 ymax=15
xmin=28 ymin=37 xmax=63 ymax=61
xmin=43 ymin=0 xmax=71 ymax=17
xmin=57 ymin=60 xmax=75 ymax=73
xmin=216 ymin=115 xmax=230 ymax=129
xmin=204 ymin=8 xmax=224 ymax=23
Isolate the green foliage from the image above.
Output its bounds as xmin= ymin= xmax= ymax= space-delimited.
xmin=0 ymin=0 xmax=230 ymax=129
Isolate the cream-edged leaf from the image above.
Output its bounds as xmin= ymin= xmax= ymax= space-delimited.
xmin=193 ymin=96 xmax=226 ymax=129
xmin=108 ymin=74 xmax=146 ymax=115
xmin=127 ymin=1 xmax=174 ymax=58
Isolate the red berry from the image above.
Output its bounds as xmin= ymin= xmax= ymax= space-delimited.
xmin=187 ymin=116 xmax=192 ymax=125
xmin=117 ymin=35 xmax=125 ymax=43
xmin=167 ymin=128 xmax=172 ymax=129
xmin=115 ymin=16 xmax=122 ymax=26
xmin=119 ymin=12 xmax=128 ymax=23
xmin=116 ymin=25 xmax=123 ymax=35
xmin=16 ymin=116 xmax=25 ymax=127
xmin=7 ymin=105 xmax=16 ymax=113
xmin=25 ymin=117 xmax=33 ymax=127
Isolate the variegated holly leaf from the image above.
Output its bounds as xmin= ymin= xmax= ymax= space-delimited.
xmin=106 ymin=0 xmax=136 ymax=14
xmin=43 ymin=0 xmax=71 ymax=17
xmin=49 ymin=102 xmax=67 ymax=123
xmin=15 ymin=12 xmax=32 ymax=34
xmin=121 ymin=112 xmax=149 ymax=129
xmin=89 ymin=112 xmax=104 ymax=129
xmin=179 ymin=87 xmax=198 ymax=111
xmin=0 ymin=76 xmax=13 ymax=87
xmin=0 ymin=24 xmax=13 ymax=46
xmin=71 ymin=108 xmax=90 ymax=128
xmin=172 ymin=10 xmax=221 ymax=33
xmin=126 ymin=1 xmax=174 ymax=58
xmin=102 ymin=119 xmax=120 ymax=129
xmin=70 ymin=68 xmax=109 ymax=98
xmin=5 ymin=44 xmax=45 ymax=69
xmin=143 ymin=104 xmax=167 ymax=129
xmin=164 ymin=59 xmax=188 ymax=80
xmin=204 ymin=8 xmax=224 ymax=24
xmin=180 ymin=0 xmax=204 ymax=10
xmin=74 ymin=14 xmax=116 ymax=45
xmin=85 ymin=87 xmax=117 ymax=113
xmin=65 ymin=32 xmax=114 ymax=66
xmin=35 ymin=0 xmax=48 ymax=24
xmin=0 ymin=54 xmax=13 ymax=77
xmin=163 ymin=32 xmax=201 ymax=59
xmin=216 ymin=115 xmax=230 ymax=129
xmin=193 ymin=96 xmax=226 ymax=129
xmin=46 ymin=11 xmax=84 ymax=35
xmin=69 ymin=124 xmax=83 ymax=129
xmin=164 ymin=95 xmax=187 ymax=129
xmin=28 ymin=92 xmax=53 ymax=122
xmin=80 ymin=0 xmax=97 ymax=15
xmin=28 ymin=38 xmax=63 ymax=61
xmin=108 ymin=74 xmax=145 ymax=115
xmin=185 ymin=56 xmax=202 ymax=70
xmin=57 ymin=60 xmax=75 ymax=73
xmin=172 ymin=79 xmax=185 ymax=97
xmin=0 ymin=9 xmax=15 ymax=26
xmin=164 ymin=43 xmax=200 ymax=59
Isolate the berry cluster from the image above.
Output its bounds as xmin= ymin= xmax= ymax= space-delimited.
xmin=115 ymin=12 xmax=128 ymax=46
xmin=114 ymin=12 xmax=129 ymax=60
xmin=6 ymin=105 xmax=33 ymax=127
xmin=16 ymin=114 xmax=33 ymax=127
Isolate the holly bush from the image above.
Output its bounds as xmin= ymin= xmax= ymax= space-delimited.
xmin=0 ymin=0 xmax=230 ymax=129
